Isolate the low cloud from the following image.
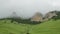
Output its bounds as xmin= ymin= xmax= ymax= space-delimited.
xmin=0 ymin=0 xmax=60 ymax=18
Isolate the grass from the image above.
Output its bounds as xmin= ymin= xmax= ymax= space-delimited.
xmin=0 ymin=19 xmax=60 ymax=34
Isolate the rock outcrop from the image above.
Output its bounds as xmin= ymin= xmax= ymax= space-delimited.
xmin=43 ymin=11 xmax=57 ymax=21
xmin=30 ymin=12 xmax=43 ymax=22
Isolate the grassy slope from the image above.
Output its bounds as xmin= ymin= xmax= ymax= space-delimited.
xmin=30 ymin=20 xmax=60 ymax=34
xmin=0 ymin=20 xmax=29 ymax=34
xmin=0 ymin=20 xmax=60 ymax=34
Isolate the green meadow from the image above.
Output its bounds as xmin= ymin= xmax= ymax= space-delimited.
xmin=0 ymin=19 xmax=60 ymax=34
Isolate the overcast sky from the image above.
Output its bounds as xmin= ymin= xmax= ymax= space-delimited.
xmin=0 ymin=0 xmax=60 ymax=18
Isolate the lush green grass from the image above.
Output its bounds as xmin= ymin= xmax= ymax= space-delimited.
xmin=0 ymin=20 xmax=60 ymax=34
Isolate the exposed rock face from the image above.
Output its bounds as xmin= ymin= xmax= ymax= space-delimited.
xmin=43 ymin=11 xmax=57 ymax=21
xmin=30 ymin=11 xmax=60 ymax=23
xmin=51 ymin=11 xmax=60 ymax=20
xmin=31 ymin=12 xmax=43 ymax=22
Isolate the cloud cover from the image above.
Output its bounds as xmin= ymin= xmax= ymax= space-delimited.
xmin=0 ymin=0 xmax=60 ymax=18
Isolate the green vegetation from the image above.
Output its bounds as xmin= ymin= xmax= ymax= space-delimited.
xmin=0 ymin=19 xmax=60 ymax=34
xmin=52 ymin=11 xmax=60 ymax=20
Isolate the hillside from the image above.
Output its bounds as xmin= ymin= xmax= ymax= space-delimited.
xmin=0 ymin=19 xmax=60 ymax=34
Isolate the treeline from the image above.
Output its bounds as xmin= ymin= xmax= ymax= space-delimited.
xmin=0 ymin=18 xmax=39 ymax=25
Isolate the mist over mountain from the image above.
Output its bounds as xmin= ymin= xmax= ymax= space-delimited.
xmin=0 ymin=0 xmax=60 ymax=18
